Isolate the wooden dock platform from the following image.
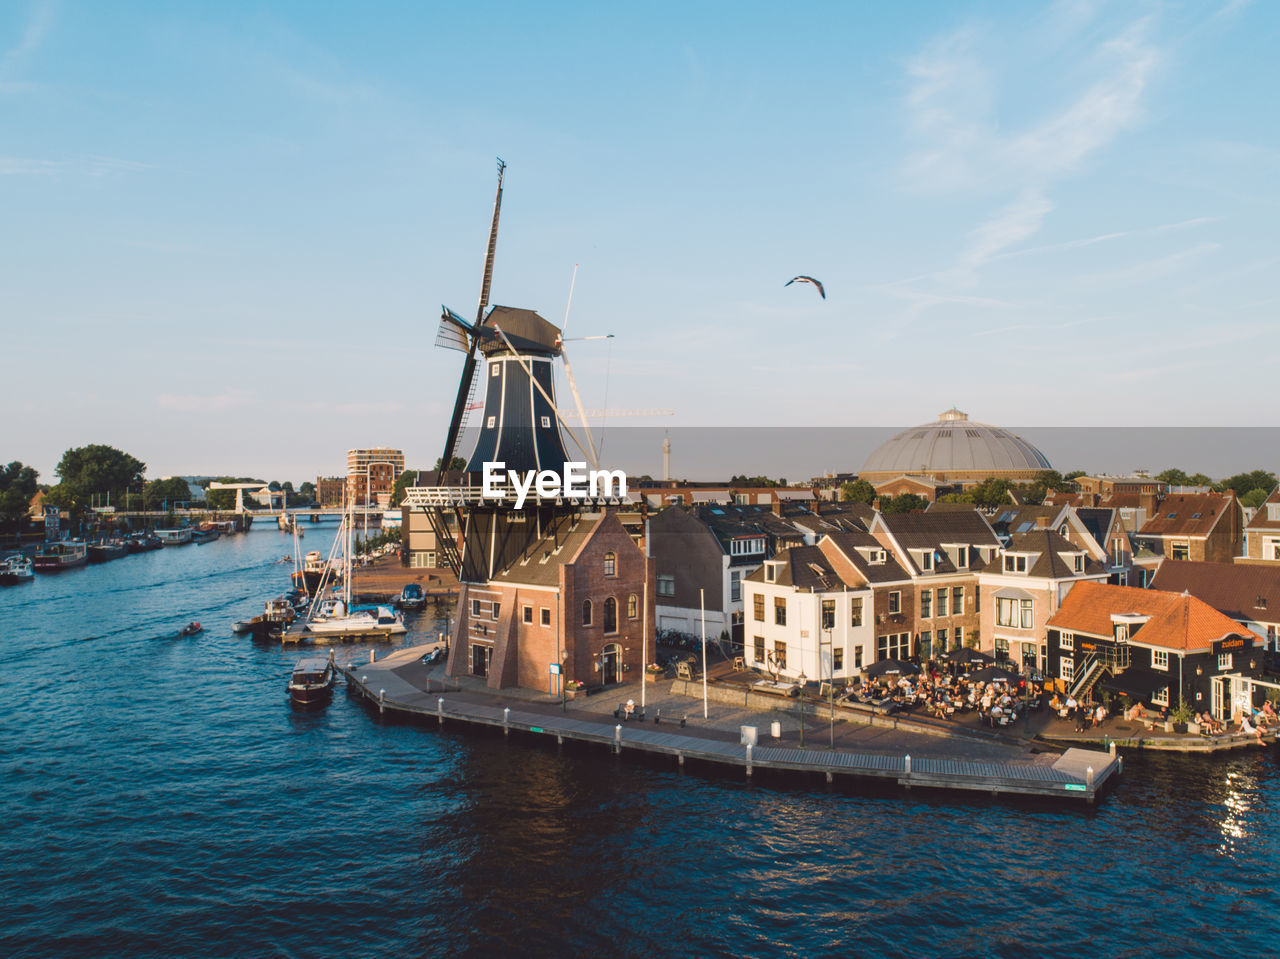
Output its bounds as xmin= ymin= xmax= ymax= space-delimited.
xmin=339 ymin=648 xmax=1121 ymax=804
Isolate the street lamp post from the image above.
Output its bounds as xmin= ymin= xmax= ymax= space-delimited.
xmin=798 ymin=672 xmax=807 ymax=747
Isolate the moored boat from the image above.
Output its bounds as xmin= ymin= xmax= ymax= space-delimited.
xmin=0 ymin=554 xmax=34 ymax=584
xmin=126 ymin=533 xmax=163 ymax=553
xmin=243 ymin=597 xmax=298 ymax=640
xmin=288 ymin=654 xmax=336 ymax=707
xmin=155 ymin=528 xmax=193 ymax=546
xmin=399 ymin=583 xmax=425 ymax=610
xmin=87 ymin=540 xmax=129 ymax=563
xmin=33 ymin=540 xmax=88 ymax=570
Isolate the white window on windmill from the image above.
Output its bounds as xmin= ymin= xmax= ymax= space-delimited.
xmin=540 ymin=415 xmax=551 ymax=428
xmin=487 ymin=416 xmax=496 ymax=429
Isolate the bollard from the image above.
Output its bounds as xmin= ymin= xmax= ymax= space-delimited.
xmin=654 ymin=709 xmax=661 ymax=724
xmin=1087 ymin=765 xmax=1095 ymax=789
xmin=437 ymin=696 xmax=444 ymax=724
xmin=1118 ymin=755 xmax=1123 ymax=775
xmin=614 ymin=724 xmax=622 ymax=754
xmin=1110 ymin=741 xmax=1117 ymax=757
xmin=745 ymin=743 xmax=753 ymax=777
xmin=680 ymin=714 xmax=687 ymax=728
xmin=904 ymin=754 xmax=912 ymax=776
xmin=504 ymin=707 xmax=510 ymax=735
xmin=370 ymin=650 xmax=376 ymax=663
xmin=677 ymin=751 xmax=684 ymax=766
xmin=826 ymin=770 xmax=833 ymax=784
xmin=557 ymin=734 xmax=563 ymax=745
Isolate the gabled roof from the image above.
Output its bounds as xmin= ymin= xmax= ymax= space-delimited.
xmin=988 ymin=505 xmax=1065 ymax=538
xmin=872 ymin=509 xmax=1000 ymax=575
xmin=1245 ymin=488 xmax=1280 ymax=532
xmin=1139 ymin=492 xmax=1236 ymax=539
xmin=820 ymin=531 xmax=911 ymax=585
xmin=1003 ymin=529 xmax=1106 ymax=579
xmin=491 ymin=513 xmax=604 ymax=588
xmin=1149 ymin=560 xmax=1280 ymax=624
xmin=1047 ymin=581 xmax=1260 ymax=651
xmin=1075 ymin=507 xmax=1118 ymax=550
xmin=744 ymin=545 xmax=859 ymax=592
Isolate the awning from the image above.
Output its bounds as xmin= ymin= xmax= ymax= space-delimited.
xmin=993 ymin=586 xmax=1035 ymax=601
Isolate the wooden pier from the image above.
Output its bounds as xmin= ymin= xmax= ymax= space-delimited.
xmin=340 ymin=648 xmax=1121 ymax=804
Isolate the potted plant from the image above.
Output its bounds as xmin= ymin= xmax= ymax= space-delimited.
xmin=1170 ymin=701 xmax=1194 ymax=734
xmin=645 ymin=663 xmax=664 ymax=676
xmin=564 ymin=679 xmax=583 ymax=699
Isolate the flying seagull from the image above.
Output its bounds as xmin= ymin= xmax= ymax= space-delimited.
xmin=785 ymin=275 xmax=825 ymax=299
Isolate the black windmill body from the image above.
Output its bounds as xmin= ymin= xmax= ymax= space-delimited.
xmin=426 ymin=161 xmax=592 ymax=585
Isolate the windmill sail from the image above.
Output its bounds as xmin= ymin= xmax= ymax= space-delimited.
xmin=435 ymin=312 xmax=472 ymax=352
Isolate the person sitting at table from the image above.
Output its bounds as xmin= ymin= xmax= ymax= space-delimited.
xmin=1260 ymin=700 xmax=1279 ymax=727
xmin=1126 ymin=702 xmax=1149 ymax=722
xmin=1199 ymin=711 xmax=1224 ymax=735
xmin=1049 ymin=693 xmax=1063 ymax=713
xmin=1092 ymin=703 xmax=1107 ymax=727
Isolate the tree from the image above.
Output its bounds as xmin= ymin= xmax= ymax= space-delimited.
xmin=1218 ymin=470 xmax=1277 ymax=498
xmin=968 ymin=477 xmax=1011 ymax=509
xmin=729 ymin=474 xmax=783 ymax=488
xmin=391 ymin=469 xmax=421 ymax=507
xmin=0 ymin=461 xmax=40 ymax=500
xmin=55 ymin=445 xmax=145 ymax=506
xmin=0 ymin=486 xmax=28 ymax=527
xmin=881 ymin=493 xmax=928 ymax=514
xmin=434 ymin=456 xmax=466 ymax=472
xmin=840 ymin=479 xmax=876 ymax=504
xmin=1156 ymin=468 xmax=1190 ymax=487
xmin=144 ymin=477 xmax=193 ymax=510
xmin=1240 ymin=488 xmax=1270 ymax=509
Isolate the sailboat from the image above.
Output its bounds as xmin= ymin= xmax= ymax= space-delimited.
xmin=285 ymin=501 xmax=406 ymax=642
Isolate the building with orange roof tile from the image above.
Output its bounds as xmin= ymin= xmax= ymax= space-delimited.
xmin=1046 ymin=581 xmax=1265 ymax=723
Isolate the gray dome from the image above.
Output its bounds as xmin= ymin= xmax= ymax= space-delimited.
xmin=862 ymin=408 xmax=1051 ymax=475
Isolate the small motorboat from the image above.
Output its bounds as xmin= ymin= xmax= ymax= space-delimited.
xmin=231 ymin=619 xmax=254 ymax=634
xmin=0 ymin=555 xmax=34 ymax=585
xmin=180 ymin=621 xmax=203 ymax=636
xmin=288 ymin=654 xmax=336 ymax=707
xmin=399 ymin=583 xmax=426 ymax=610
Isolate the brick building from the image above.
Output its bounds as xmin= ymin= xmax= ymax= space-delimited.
xmin=345 ymin=448 xmax=405 ymax=507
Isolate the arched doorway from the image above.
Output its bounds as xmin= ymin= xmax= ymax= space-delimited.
xmin=602 ymin=643 xmax=622 ymax=685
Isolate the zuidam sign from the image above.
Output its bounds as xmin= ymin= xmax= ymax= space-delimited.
xmin=482 ymin=461 xmax=627 ymax=509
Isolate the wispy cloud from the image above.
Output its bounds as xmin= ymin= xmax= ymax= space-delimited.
xmin=0 ymin=153 xmax=151 ymax=177
xmin=0 ymin=0 xmax=55 ymax=93
xmin=989 ymin=216 xmax=1221 ymax=263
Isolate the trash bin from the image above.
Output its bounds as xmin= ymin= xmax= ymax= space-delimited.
xmin=740 ymin=725 xmax=758 ymax=746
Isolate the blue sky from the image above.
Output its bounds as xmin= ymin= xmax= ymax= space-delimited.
xmin=3 ymin=0 xmax=1277 ymax=483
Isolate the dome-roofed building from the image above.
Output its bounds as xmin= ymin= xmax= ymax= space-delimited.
xmin=860 ymin=408 xmax=1051 ymax=488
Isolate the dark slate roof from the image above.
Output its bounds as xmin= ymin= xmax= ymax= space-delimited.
xmin=1139 ymin=492 xmax=1235 ymax=538
xmin=1004 ymin=529 xmax=1106 ymax=579
xmin=988 ymin=505 xmax=1062 ymax=538
xmin=744 ymin=545 xmax=856 ymax=591
xmin=1075 ymin=508 xmax=1116 ymax=549
xmin=491 ymin=513 xmax=599 ymax=587
xmin=1149 ymin=560 xmax=1280 ymax=623
xmin=877 ymin=509 xmax=1000 ymax=549
xmin=479 ymin=305 xmax=562 ymax=357
xmin=821 ymin=532 xmax=913 ymax=585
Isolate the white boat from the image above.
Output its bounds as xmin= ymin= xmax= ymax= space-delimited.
xmin=0 ymin=554 xmax=34 ymax=584
xmin=295 ymin=507 xmax=406 ymax=640
xmin=154 ymin=528 xmax=193 ymax=545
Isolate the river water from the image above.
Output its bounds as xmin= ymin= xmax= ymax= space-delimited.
xmin=2 ymin=526 xmax=1277 ymax=957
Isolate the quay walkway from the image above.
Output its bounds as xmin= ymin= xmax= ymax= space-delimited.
xmin=339 ymin=645 xmax=1121 ymax=804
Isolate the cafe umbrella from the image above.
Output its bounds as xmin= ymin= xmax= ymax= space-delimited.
xmin=863 ymin=659 xmax=921 ymax=679
xmin=969 ymin=665 xmax=1021 ymax=684
xmin=939 ymin=647 xmax=994 ymax=667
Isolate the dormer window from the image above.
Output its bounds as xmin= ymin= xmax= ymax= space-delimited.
xmin=1072 ymin=554 xmax=1084 ymax=573
xmin=765 ymin=563 xmax=778 ymax=583
xmin=919 ymin=550 xmax=933 ymax=571
xmin=1115 ymin=624 xmax=1128 ymax=642
xmin=1004 ymin=555 xmax=1028 ymax=574
xmin=955 ymin=547 xmax=968 ymax=569
xmin=1268 ymin=503 xmax=1280 ymax=522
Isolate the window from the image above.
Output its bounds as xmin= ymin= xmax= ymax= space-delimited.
xmin=1152 ymin=649 xmax=1168 ymax=670
xmin=774 ymin=597 xmax=787 ymax=626
xmin=876 ymin=632 xmax=910 ymax=660
xmin=773 ymin=641 xmax=787 ymax=670
xmin=522 ymin=605 xmax=533 ymax=624
xmin=996 ymin=597 xmax=1016 ymax=627
xmin=850 ymin=597 xmax=863 ymax=627
xmin=1004 ymin=555 xmax=1027 ymax=573
xmin=995 ymin=637 xmax=1009 ymax=661
xmin=936 ymin=588 xmax=949 ymax=617
xmin=953 ymin=547 xmax=968 ymax=569
xmin=765 ymin=565 xmax=776 ymax=583
xmin=1113 ymin=538 xmax=1125 ymax=566
xmin=541 ymin=607 xmax=551 ymax=626
xmin=1270 ymin=540 xmax=1280 ymax=561
xmin=955 ymin=628 xmax=964 ymax=646
xmin=753 ymin=635 xmax=765 ymax=663
xmin=1152 ymin=686 xmax=1170 ymax=706
xmin=920 ymin=590 xmax=932 ymax=618
xmin=603 ymin=551 xmax=616 ymax=577
xmin=627 ymin=594 xmax=638 ymax=619
xmin=855 ymin=647 xmax=864 ymax=669
xmin=603 ymin=597 xmax=617 ymax=633
xmin=919 ymin=550 xmax=933 ymax=571
xmin=919 ymin=630 xmax=932 ymax=659
xmin=491 ymin=364 xmax=500 ymax=377
xmin=1171 ymin=542 xmax=1190 ymax=561
xmin=540 ymin=415 xmax=551 ymax=429
xmin=953 ymin=586 xmax=964 ymax=613
xmin=730 ymin=571 xmax=741 ymax=603
xmin=1060 ymin=631 xmax=1074 ymax=651
xmin=1072 ymin=554 xmax=1084 ymax=573
xmin=888 ymin=591 xmax=901 ymax=614
xmin=937 ymin=627 xmax=948 ymax=649
xmin=471 ymin=598 xmax=482 ymax=617
xmin=753 ymin=594 xmax=765 ymax=622
xmin=657 ymin=574 xmax=675 ymax=597
xmin=833 ymin=647 xmax=844 ymax=671
xmin=1061 ymin=657 xmax=1075 ymax=683
xmin=486 ymin=416 xmax=496 ymax=429
xmin=492 ymin=602 xmax=501 ymax=621
xmin=821 ymin=599 xmax=835 ymax=630
xmin=1020 ymin=599 xmax=1033 ymax=629
xmin=1218 ymin=652 xmax=1232 ymax=671
xmin=581 ymin=600 xmax=592 ymax=626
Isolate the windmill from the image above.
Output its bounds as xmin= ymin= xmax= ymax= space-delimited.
xmin=414 ymin=161 xmax=619 ymax=582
